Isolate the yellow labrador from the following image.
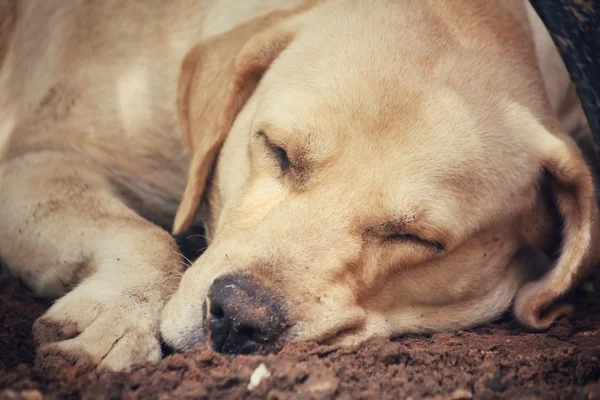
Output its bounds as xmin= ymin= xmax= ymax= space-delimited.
xmin=0 ymin=0 xmax=597 ymax=372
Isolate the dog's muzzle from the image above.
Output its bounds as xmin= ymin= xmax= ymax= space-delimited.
xmin=204 ymin=274 xmax=289 ymax=354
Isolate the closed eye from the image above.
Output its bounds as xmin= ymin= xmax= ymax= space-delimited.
xmin=270 ymin=144 xmax=290 ymax=172
xmin=386 ymin=233 xmax=444 ymax=252
xmin=256 ymin=130 xmax=290 ymax=172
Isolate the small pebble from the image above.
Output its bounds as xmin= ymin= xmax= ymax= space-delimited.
xmin=248 ymin=363 xmax=271 ymax=391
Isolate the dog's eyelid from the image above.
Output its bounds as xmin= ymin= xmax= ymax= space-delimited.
xmin=271 ymin=145 xmax=290 ymax=171
xmin=256 ymin=130 xmax=291 ymax=172
xmin=255 ymin=129 xmax=268 ymax=140
xmin=385 ymin=232 xmax=445 ymax=251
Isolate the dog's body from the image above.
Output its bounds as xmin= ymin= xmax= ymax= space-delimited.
xmin=0 ymin=0 xmax=597 ymax=372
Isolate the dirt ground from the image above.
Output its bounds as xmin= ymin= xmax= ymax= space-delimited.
xmin=1 ymin=275 xmax=600 ymax=400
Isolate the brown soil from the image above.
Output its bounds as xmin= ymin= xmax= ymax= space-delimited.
xmin=1 ymin=276 xmax=600 ymax=400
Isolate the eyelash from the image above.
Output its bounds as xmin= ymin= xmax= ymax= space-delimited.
xmin=256 ymin=130 xmax=290 ymax=172
xmin=386 ymin=233 xmax=444 ymax=251
xmin=271 ymin=145 xmax=290 ymax=172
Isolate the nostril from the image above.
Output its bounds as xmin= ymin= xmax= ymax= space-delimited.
xmin=210 ymin=302 xmax=225 ymax=320
xmin=236 ymin=325 xmax=261 ymax=354
xmin=237 ymin=324 xmax=260 ymax=342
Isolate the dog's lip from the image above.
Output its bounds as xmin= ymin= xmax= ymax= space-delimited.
xmin=316 ymin=324 xmax=364 ymax=346
xmin=159 ymin=322 xmax=208 ymax=354
xmin=160 ymin=340 xmax=176 ymax=357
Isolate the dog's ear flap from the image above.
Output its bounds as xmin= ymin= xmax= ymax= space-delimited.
xmin=515 ymin=127 xmax=600 ymax=330
xmin=172 ymin=9 xmax=308 ymax=235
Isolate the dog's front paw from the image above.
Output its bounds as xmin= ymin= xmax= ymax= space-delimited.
xmin=33 ymin=277 xmax=165 ymax=374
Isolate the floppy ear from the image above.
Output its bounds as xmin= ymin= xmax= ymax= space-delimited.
xmin=515 ymin=128 xmax=600 ymax=330
xmin=172 ymin=7 xmax=311 ymax=235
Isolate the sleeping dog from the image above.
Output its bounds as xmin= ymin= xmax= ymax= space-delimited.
xmin=0 ymin=0 xmax=597 ymax=372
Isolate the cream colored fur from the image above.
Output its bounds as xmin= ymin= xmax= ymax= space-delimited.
xmin=0 ymin=0 xmax=597 ymax=372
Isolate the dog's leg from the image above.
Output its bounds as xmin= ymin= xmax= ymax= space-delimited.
xmin=0 ymin=152 xmax=183 ymax=372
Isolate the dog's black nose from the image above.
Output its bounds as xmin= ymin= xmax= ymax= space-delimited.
xmin=206 ymin=274 xmax=288 ymax=354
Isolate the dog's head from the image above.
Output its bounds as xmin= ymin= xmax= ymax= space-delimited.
xmin=161 ymin=0 xmax=600 ymax=354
